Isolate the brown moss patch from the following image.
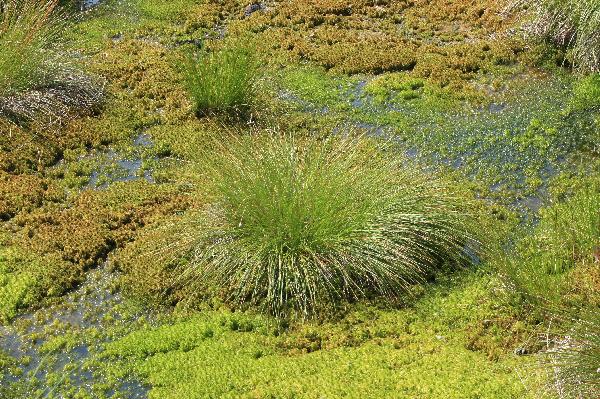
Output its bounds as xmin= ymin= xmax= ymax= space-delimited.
xmin=3 ymin=182 xmax=194 ymax=306
xmin=227 ymin=0 xmax=522 ymax=92
xmin=91 ymin=39 xmax=194 ymax=126
xmin=0 ymin=172 xmax=65 ymax=221
xmin=113 ymin=216 xmax=196 ymax=305
xmin=0 ymin=114 xmax=119 ymax=175
xmin=0 ymin=120 xmax=63 ymax=173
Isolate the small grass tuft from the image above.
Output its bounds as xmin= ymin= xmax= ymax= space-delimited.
xmin=182 ymin=41 xmax=258 ymax=118
xmin=171 ymin=133 xmax=480 ymax=317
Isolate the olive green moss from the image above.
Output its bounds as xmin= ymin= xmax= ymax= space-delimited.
xmin=0 ymin=181 xmax=193 ymax=325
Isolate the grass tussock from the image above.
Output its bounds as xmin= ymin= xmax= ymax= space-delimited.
xmin=509 ymin=0 xmax=600 ymax=72
xmin=169 ymin=133 xmax=480 ymax=317
xmin=501 ymin=185 xmax=600 ymax=307
xmin=182 ymin=41 xmax=258 ymax=118
xmin=547 ymin=312 xmax=600 ymax=398
xmin=0 ymin=0 xmax=103 ymax=124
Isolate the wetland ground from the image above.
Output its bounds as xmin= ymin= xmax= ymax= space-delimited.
xmin=0 ymin=0 xmax=599 ymax=398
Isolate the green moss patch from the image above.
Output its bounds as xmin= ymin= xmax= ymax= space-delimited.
xmin=97 ymin=272 xmax=547 ymax=398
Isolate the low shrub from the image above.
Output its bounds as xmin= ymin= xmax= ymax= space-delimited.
xmin=174 ymin=133 xmax=480 ymax=317
xmin=182 ymin=41 xmax=258 ymax=118
xmin=0 ymin=0 xmax=103 ymax=124
xmin=509 ymin=0 xmax=600 ymax=72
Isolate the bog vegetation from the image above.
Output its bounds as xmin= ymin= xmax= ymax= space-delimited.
xmin=501 ymin=185 xmax=600 ymax=307
xmin=0 ymin=0 xmax=103 ymax=124
xmin=177 ymin=133 xmax=477 ymax=317
xmin=0 ymin=0 xmax=598 ymax=397
xmin=182 ymin=41 xmax=258 ymax=118
xmin=510 ymin=0 xmax=600 ymax=72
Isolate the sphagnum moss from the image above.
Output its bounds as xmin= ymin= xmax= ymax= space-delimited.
xmin=156 ymin=133 xmax=481 ymax=318
xmin=1 ymin=0 xmax=599 ymax=396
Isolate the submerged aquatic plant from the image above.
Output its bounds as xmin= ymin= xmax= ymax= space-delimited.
xmin=509 ymin=0 xmax=600 ymax=72
xmin=182 ymin=41 xmax=258 ymax=118
xmin=0 ymin=0 xmax=103 ymax=124
xmin=175 ymin=133 xmax=479 ymax=317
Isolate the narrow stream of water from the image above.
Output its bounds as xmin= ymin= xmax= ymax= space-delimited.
xmin=283 ymin=73 xmax=578 ymax=221
xmin=0 ymin=132 xmax=158 ymax=398
xmin=1 ymin=263 xmax=150 ymax=397
xmin=88 ymin=132 xmax=156 ymax=190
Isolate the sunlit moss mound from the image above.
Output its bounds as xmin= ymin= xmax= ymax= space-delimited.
xmin=99 ymin=273 xmax=544 ymax=399
xmin=166 ymin=134 xmax=480 ymax=317
xmin=571 ymin=73 xmax=600 ymax=112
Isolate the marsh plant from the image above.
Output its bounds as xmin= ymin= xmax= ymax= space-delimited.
xmin=509 ymin=0 xmax=600 ymax=72
xmin=174 ymin=133 xmax=479 ymax=317
xmin=182 ymin=42 xmax=258 ymax=118
xmin=0 ymin=0 xmax=103 ymax=124
xmin=547 ymin=313 xmax=600 ymax=399
xmin=501 ymin=186 xmax=600 ymax=306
